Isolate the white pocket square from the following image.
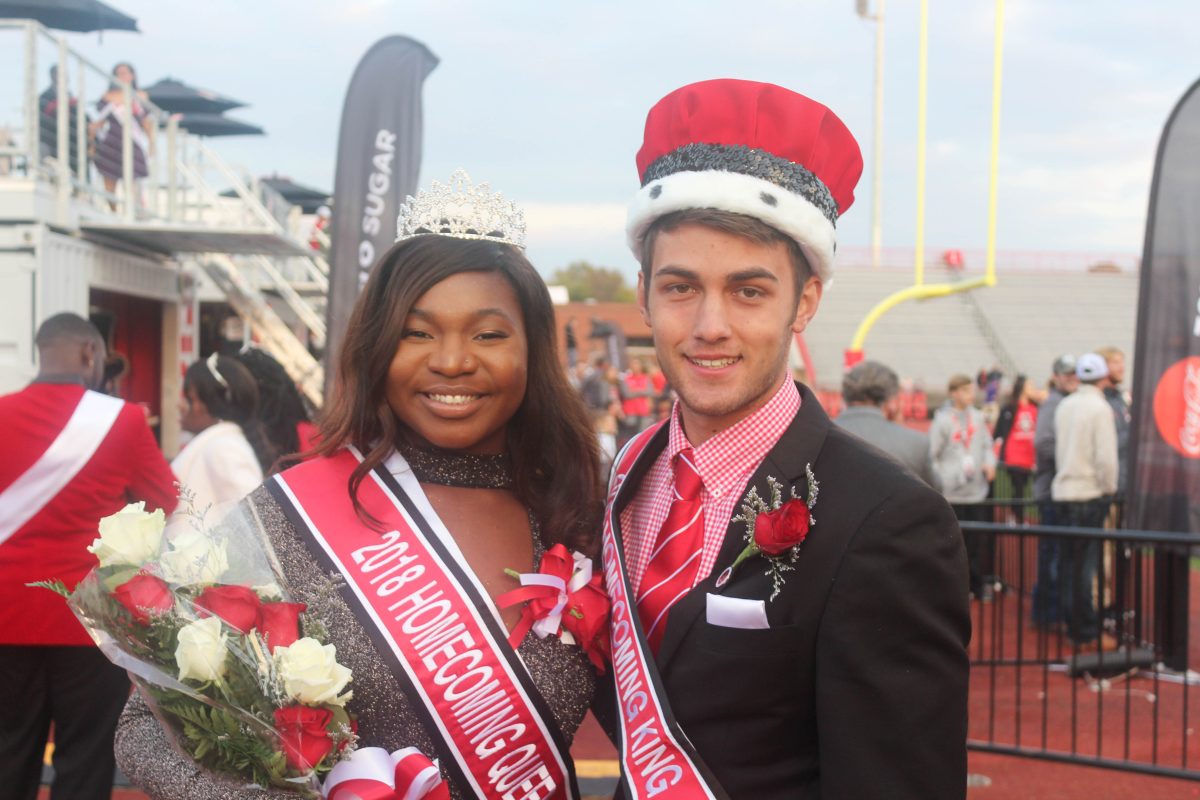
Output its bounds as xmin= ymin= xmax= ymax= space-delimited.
xmin=705 ymin=593 xmax=769 ymax=630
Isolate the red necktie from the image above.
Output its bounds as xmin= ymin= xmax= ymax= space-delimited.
xmin=637 ymin=447 xmax=705 ymax=652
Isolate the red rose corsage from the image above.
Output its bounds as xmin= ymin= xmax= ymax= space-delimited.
xmin=716 ymin=467 xmax=819 ymax=600
xmin=498 ymin=543 xmax=611 ymax=672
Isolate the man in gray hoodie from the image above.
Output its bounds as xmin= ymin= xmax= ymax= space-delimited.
xmin=931 ymin=373 xmax=997 ymax=598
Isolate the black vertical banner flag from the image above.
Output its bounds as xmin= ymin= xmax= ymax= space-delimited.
xmin=1127 ymin=77 xmax=1200 ymax=669
xmin=1128 ymin=77 xmax=1200 ymax=533
xmin=325 ymin=36 xmax=438 ymax=395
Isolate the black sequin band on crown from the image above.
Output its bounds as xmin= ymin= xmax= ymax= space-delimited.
xmin=640 ymin=142 xmax=839 ymax=227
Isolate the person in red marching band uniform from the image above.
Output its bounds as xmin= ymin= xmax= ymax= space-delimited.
xmin=0 ymin=312 xmax=178 ymax=800
xmin=115 ymin=172 xmax=608 ymax=800
xmin=596 ymin=80 xmax=970 ymax=799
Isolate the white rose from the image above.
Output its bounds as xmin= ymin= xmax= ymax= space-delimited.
xmin=159 ymin=529 xmax=229 ymax=585
xmin=175 ymin=616 xmax=228 ymax=682
xmin=274 ymin=637 xmax=352 ymax=706
xmin=87 ymin=502 xmax=166 ymax=568
xmin=253 ymin=582 xmax=284 ymax=600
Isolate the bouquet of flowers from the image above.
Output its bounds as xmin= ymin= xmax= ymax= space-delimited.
xmin=34 ymin=497 xmax=356 ymax=796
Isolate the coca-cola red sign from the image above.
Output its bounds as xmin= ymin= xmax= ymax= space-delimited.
xmin=1153 ymin=356 xmax=1200 ymax=459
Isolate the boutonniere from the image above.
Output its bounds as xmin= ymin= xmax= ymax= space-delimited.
xmin=497 ymin=544 xmax=610 ymax=672
xmin=715 ymin=465 xmax=819 ymax=600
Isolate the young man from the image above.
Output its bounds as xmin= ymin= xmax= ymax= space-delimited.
xmin=1052 ymin=353 xmax=1119 ymax=651
xmin=600 ymin=79 xmax=969 ymax=800
xmin=1031 ymin=354 xmax=1078 ymax=630
xmin=0 ymin=313 xmax=178 ymax=800
xmin=1094 ymin=345 xmax=1130 ymax=508
xmin=931 ymin=374 xmax=997 ymax=599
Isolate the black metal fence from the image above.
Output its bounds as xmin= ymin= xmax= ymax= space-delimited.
xmin=960 ymin=471 xmax=1200 ymax=779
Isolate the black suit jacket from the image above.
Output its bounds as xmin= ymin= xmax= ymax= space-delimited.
xmin=605 ymin=384 xmax=970 ymax=799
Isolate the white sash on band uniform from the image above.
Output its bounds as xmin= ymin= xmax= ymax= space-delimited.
xmin=0 ymin=390 xmax=124 ymax=546
xmin=602 ymin=424 xmax=729 ymax=800
xmin=271 ymin=447 xmax=578 ymax=800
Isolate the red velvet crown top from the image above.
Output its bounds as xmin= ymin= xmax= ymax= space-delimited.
xmin=635 ymin=78 xmax=864 ymax=216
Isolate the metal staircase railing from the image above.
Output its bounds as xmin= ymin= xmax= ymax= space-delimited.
xmin=948 ymin=268 xmax=1019 ymax=377
xmin=1 ymin=19 xmax=329 ymax=404
xmin=198 ymin=253 xmax=324 ymax=406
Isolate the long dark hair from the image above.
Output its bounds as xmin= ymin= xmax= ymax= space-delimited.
xmin=315 ymin=235 xmax=603 ymax=552
xmin=233 ymin=347 xmax=311 ymax=462
xmin=1003 ymin=374 xmax=1029 ymax=413
xmin=185 ymin=355 xmax=277 ymax=472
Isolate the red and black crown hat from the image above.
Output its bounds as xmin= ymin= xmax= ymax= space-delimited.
xmin=627 ymin=78 xmax=864 ymax=282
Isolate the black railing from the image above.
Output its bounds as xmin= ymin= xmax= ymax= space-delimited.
xmin=959 ymin=480 xmax=1200 ymax=779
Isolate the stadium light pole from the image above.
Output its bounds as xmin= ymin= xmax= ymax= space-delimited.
xmin=856 ymin=0 xmax=885 ymax=270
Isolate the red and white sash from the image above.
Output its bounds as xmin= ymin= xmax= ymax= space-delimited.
xmin=0 ymin=389 xmax=124 ymax=546
xmin=271 ymin=447 xmax=578 ymax=800
xmin=603 ymin=424 xmax=729 ymax=800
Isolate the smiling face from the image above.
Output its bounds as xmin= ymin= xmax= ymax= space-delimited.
xmin=638 ymin=223 xmax=821 ymax=443
xmin=385 ymin=271 xmax=528 ymax=454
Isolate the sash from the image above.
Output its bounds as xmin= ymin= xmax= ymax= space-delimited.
xmin=602 ymin=424 xmax=729 ymax=800
xmin=270 ymin=448 xmax=578 ymax=800
xmin=0 ymin=390 xmax=124 ymax=546
xmin=96 ymin=99 xmax=150 ymax=155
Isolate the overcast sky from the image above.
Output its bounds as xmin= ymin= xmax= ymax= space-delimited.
xmin=59 ymin=0 xmax=1200 ymax=279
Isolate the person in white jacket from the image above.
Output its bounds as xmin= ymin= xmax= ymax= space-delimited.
xmin=1052 ymin=352 xmax=1119 ymax=651
xmin=172 ymin=353 xmax=273 ymax=523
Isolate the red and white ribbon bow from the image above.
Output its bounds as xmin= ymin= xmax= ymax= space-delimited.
xmin=323 ymin=746 xmax=449 ymax=800
xmin=499 ymin=544 xmax=611 ymax=671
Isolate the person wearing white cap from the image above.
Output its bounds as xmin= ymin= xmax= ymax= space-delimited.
xmin=599 ymin=79 xmax=969 ymax=800
xmin=1052 ymin=352 xmax=1119 ymax=651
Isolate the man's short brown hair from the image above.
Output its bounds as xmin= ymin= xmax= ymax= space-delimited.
xmin=947 ymin=373 xmax=973 ymax=393
xmin=638 ymin=208 xmax=813 ymax=300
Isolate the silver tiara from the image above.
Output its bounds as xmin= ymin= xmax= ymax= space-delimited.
xmin=395 ymin=169 xmax=526 ymax=249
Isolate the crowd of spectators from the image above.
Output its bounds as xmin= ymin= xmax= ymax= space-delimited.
xmin=781 ymin=350 xmax=1131 ymax=652
xmin=572 ymin=354 xmax=671 ymax=472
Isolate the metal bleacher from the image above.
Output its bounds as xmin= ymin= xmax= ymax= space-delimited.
xmin=808 ymin=261 xmax=1139 ymax=392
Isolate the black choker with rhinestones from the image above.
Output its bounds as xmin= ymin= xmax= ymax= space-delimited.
xmin=396 ymin=440 xmax=513 ymax=490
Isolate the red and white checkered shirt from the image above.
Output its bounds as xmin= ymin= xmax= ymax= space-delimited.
xmin=621 ymin=378 xmax=801 ymax=595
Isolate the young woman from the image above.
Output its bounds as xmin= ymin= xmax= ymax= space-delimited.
xmin=171 ymin=354 xmax=274 ymax=521
xmin=992 ymin=373 xmax=1040 ymax=523
xmin=89 ymin=62 xmax=154 ymax=201
xmin=115 ymin=173 xmax=605 ymax=799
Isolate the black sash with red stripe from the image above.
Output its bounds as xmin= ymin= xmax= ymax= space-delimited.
xmin=270 ymin=447 xmax=579 ymax=800
xmin=603 ymin=425 xmax=730 ymax=800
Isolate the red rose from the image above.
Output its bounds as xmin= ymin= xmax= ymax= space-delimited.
xmin=112 ymin=573 xmax=174 ymax=624
xmin=754 ymin=498 xmax=810 ymax=556
xmin=258 ymin=601 xmax=306 ymax=652
xmin=195 ymin=585 xmax=261 ymax=633
xmin=562 ymin=575 xmax=611 ymax=673
xmin=274 ymin=705 xmax=334 ymax=771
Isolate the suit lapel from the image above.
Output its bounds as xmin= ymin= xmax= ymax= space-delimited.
xmin=609 ymin=422 xmax=670 ymax=553
xmin=655 ymin=384 xmax=833 ymax=672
